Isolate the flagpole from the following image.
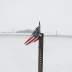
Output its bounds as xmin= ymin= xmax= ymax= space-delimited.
xmin=38 ymin=33 xmax=44 ymax=72
xmin=24 ymin=21 xmax=44 ymax=72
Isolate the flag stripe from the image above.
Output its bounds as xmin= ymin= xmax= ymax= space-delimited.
xmin=24 ymin=36 xmax=34 ymax=44
xmin=33 ymin=37 xmax=39 ymax=42
xmin=25 ymin=37 xmax=38 ymax=45
xmin=25 ymin=36 xmax=35 ymax=44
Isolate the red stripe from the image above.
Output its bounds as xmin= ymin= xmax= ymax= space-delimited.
xmin=24 ymin=36 xmax=33 ymax=44
xmin=25 ymin=36 xmax=35 ymax=44
xmin=25 ymin=37 xmax=37 ymax=45
xmin=33 ymin=37 xmax=39 ymax=42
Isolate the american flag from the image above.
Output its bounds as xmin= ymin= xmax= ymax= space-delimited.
xmin=24 ymin=22 xmax=40 ymax=45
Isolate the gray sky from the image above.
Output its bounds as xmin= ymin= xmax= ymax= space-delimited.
xmin=0 ymin=0 xmax=72 ymax=35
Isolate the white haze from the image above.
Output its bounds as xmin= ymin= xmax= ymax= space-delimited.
xmin=0 ymin=36 xmax=72 ymax=72
xmin=0 ymin=0 xmax=72 ymax=35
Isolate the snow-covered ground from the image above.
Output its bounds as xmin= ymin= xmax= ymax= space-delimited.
xmin=44 ymin=37 xmax=72 ymax=72
xmin=0 ymin=35 xmax=72 ymax=72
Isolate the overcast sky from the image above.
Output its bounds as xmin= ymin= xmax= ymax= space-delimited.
xmin=0 ymin=0 xmax=72 ymax=35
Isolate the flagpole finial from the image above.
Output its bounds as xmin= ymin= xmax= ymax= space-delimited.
xmin=39 ymin=21 xmax=41 ymax=33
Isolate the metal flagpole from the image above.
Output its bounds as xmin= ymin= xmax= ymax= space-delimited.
xmin=38 ymin=21 xmax=44 ymax=72
xmin=38 ymin=33 xmax=44 ymax=72
xmin=24 ymin=21 xmax=44 ymax=72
